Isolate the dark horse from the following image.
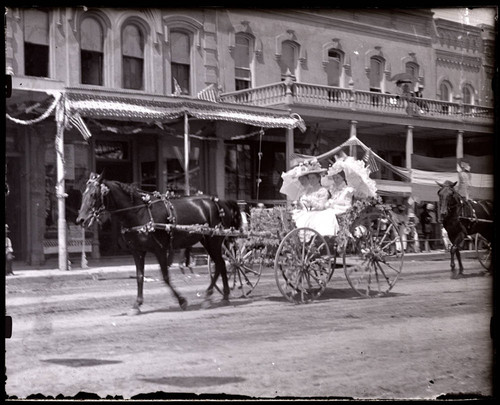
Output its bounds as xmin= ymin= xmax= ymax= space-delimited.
xmin=76 ymin=172 xmax=242 ymax=313
xmin=437 ymin=180 xmax=493 ymax=278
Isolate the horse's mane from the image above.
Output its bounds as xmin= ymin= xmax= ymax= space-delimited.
xmin=106 ymin=180 xmax=142 ymax=204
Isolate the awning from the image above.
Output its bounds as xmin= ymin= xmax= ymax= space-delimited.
xmin=63 ymin=90 xmax=305 ymax=130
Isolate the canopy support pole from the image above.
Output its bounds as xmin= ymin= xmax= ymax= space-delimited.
xmin=184 ymin=112 xmax=190 ymax=196
xmin=456 ymin=130 xmax=464 ymax=160
xmin=285 ymin=127 xmax=294 ymax=171
xmin=55 ymin=101 xmax=68 ymax=271
xmin=349 ymin=120 xmax=357 ymax=157
xmin=406 ymin=125 xmax=413 ymax=170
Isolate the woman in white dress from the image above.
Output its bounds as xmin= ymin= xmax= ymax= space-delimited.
xmin=292 ymin=161 xmax=340 ymax=236
xmin=323 ymin=170 xmax=354 ymax=216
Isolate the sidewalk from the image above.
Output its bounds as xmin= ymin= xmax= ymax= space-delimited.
xmin=6 ymin=249 xmax=479 ymax=282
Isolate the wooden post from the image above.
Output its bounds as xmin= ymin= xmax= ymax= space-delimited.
xmin=184 ymin=112 xmax=190 ymax=196
xmin=456 ymin=130 xmax=464 ymax=159
xmin=406 ymin=125 xmax=413 ymax=170
xmin=55 ymin=101 xmax=68 ymax=271
xmin=285 ymin=127 xmax=294 ymax=171
xmin=349 ymin=120 xmax=357 ymax=157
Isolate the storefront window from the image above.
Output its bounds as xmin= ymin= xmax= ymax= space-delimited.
xmin=164 ymin=140 xmax=201 ymax=195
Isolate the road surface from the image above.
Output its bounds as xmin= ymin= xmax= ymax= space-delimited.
xmin=5 ymin=258 xmax=493 ymax=400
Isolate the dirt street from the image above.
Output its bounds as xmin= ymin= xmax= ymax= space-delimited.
xmin=5 ymin=258 xmax=493 ymax=400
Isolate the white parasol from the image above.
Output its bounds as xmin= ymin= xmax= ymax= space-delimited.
xmin=326 ymin=156 xmax=377 ymax=199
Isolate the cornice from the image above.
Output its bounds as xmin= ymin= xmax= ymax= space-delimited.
xmin=263 ymin=10 xmax=432 ymax=47
xmin=435 ymin=49 xmax=482 ymax=71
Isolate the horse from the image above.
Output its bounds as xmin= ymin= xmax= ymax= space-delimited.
xmin=76 ymin=172 xmax=242 ymax=313
xmin=436 ymin=180 xmax=493 ymax=278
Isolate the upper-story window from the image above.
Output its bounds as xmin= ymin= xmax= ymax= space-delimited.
xmin=462 ymin=84 xmax=474 ymax=105
xmin=369 ymin=57 xmax=384 ymax=92
xmin=234 ymin=33 xmax=252 ymax=91
xmin=439 ymin=81 xmax=452 ymax=102
xmin=280 ymin=40 xmax=298 ymax=80
xmin=326 ymin=49 xmax=342 ymax=87
xmin=80 ymin=17 xmax=104 ymax=86
xmin=24 ymin=8 xmax=50 ymax=78
xmin=122 ymin=23 xmax=144 ymax=90
xmin=405 ymin=62 xmax=419 ymax=79
xmin=170 ymin=30 xmax=191 ymax=95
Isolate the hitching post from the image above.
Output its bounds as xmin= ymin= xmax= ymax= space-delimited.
xmin=55 ymin=99 xmax=68 ymax=271
xmin=184 ymin=112 xmax=190 ymax=195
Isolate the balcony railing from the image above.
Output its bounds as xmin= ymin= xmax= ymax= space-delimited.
xmin=220 ymin=82 xmax=494 ymax=124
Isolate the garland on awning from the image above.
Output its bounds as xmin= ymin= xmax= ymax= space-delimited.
xmin=64 ymin=92 xmax=306 ymax=130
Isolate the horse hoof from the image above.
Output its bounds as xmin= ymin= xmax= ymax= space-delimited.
xmin=178 ymin=297 xmax=188 ymax=311
xmin=221 ymin=298 xmax=230 ymax=306
xmin=128 ymin=307 xmax=141 ymax=316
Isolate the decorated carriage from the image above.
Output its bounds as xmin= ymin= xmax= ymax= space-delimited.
xmin=207 ymin=141 xmax=406 ymax=304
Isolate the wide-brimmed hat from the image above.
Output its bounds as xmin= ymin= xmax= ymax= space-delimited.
xmin=293 ymin=160 xmax=327 ymax=178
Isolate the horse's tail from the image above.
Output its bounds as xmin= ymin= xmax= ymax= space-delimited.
xmin=220 ymin=199 xmax=242 ymax=230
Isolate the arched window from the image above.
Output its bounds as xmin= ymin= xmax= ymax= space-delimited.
xmin=369 ymin=57 xmax=384 ymax=92
xmin=80 ymin=17 xmax=104 ymax=85
xmin=326 ymin=49 xmax=342 ymax=87
xmin=439 ymin=81 xmax=452 ymax=102
xmin=462 ymin=84 xmax=474 ymax=105
xmin=170 ymin=30 xmax=191 ymax=95
xmin=24 ymin=8 xmax=50 ymax=77
xmin=234 ymin=33 xmax=252 ymax=90
xmin=122 ymin=23 xmax=144 ymax=90
xmin=280 ymin=40 xmax=298 ymax=80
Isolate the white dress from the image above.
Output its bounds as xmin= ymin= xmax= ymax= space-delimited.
xmin=292 ymin=186 xmax=339 ymax=236
xmin=326 ymin=184 xmax=354 ymax=215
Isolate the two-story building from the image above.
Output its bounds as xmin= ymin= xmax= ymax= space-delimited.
xmin=5 ymin=7 xmax=494 ymax=265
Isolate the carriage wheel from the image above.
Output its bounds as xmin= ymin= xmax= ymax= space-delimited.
xmin=475 ymin=233 xmax=492 ymax=271
xmin=343 ymin=209 xmax=404 ymax=297
xmin=274 ymin=227 xmax=334 ymax=304
xmin=208 ymin=236 xmax=263 ymax=298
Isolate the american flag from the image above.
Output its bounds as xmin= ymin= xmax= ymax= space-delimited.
xmin=68 ymin=113 xmax=92 ymax=141
xmin=197 ymin=84 xmax=220 ymax=103
xmin=362 ymin=148 xmax=380 ymax=173
xmin=172 ymin=78 xmax=182 ymax=96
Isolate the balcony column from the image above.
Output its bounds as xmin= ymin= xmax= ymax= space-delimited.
xmin=349 ymin=120 xmax=357 ymax=157
xmin=406 ymin=125 xmax=413 ymax=170
xmin=285 ymin=127 xmax=294 ymax=171
xmin=456 ymin=130 xmax=464 ymax=159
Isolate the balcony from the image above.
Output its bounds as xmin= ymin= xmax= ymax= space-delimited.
xmin=220 ymin=82 xmax=494 ymax=125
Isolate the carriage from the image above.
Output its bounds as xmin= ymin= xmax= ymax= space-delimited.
xmin=206 ymin=194 xmax=405 ymax=304
xmin=77 ymin=148 xmax=405 ymax=311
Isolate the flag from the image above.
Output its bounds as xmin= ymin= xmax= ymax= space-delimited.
xmin=196 ymin=84 xmax=220 ymax=102
xmin=68 ymin=113 xmax=92 ymax=141
xmin=172 ymin=78 xmax=182 ymax=96
xmin=362 ymin=148 xmax=380 ymax=173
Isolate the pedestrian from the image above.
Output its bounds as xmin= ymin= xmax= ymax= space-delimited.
xmin=420 ymin=203 xmax=436 ymax=252
xmin=6 ymin=224 xmax=15 ymax=276
xmin=406 ymin=212 xmax=420 ymax=253
xmin=392 ymin=204 xmax=409 ymax=253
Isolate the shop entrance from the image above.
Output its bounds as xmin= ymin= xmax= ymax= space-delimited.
xmin=95 ymin=142 xmax=134 ymax=256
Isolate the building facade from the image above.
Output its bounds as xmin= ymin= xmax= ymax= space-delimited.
xmin=5 ymin=7 xmax=495 ymax=264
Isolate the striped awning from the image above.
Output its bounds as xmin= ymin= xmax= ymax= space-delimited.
xmin=63 ymin=91 xmax=305 ymax=130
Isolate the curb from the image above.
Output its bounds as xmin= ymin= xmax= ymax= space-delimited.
xmin=6 ymin=250 xmax=479 ymax=283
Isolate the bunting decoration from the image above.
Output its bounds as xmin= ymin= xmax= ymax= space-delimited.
xmin=197 ymin=84 xmax=220 ymax=103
